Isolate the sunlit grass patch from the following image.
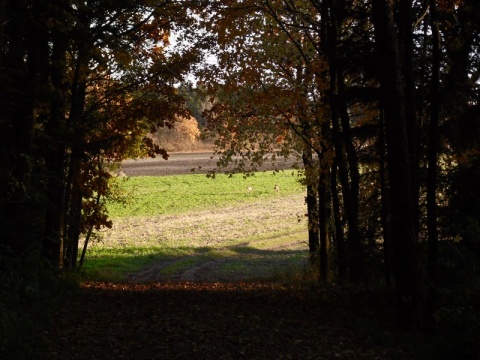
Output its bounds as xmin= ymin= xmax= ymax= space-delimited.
xmin=107 ymin=171 xmax=304 ymax=218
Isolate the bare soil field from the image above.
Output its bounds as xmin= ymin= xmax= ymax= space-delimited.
xmin=120 ymin=152 xmax=301 ymax=176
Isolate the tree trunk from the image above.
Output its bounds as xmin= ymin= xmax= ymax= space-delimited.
xmin=331 ymin=161 xmax=347 ymax=278
xmin=324 ymin=0 xmax=364 ymax=282
xmin=337 ymin=72 xmax=364 ymax=282
xmin=61 ymin=41 xmax=88 ymax=268
xmin=399 ymin=0 xmax=420 ymax=235
xmin=63 ymin=149 xmax=84 ymax=269
xmin=43 ymin=24 xmax=68 ymax=268
xmin=372 ymin=0 xmax=420 ymax=329
xmin=378 ymin=111 xmax=393 ymax=287
xmin=426 ymin=0 xmax=441 ymax=327
xmin=1 ymin=0 xmax=45 ymax=254
xmin=0 ymin=0 xmax=27 ymax=253
xmin=318 ymin=146 xmax=331 ymax=281
xmin=302 ymin=148 xmax=320 ymax=258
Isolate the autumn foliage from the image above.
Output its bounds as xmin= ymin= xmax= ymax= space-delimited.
xmin=151 ymin=116 xmax=203 ymax=152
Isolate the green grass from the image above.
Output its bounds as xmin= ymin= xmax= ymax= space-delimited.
xmin=108 ymin=171 xmax=304 ymax=218
xmin=82 ymin=170 xmax=308 ymax=281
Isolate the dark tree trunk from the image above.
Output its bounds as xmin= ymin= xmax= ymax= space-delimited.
xmin=63 ymin=148 xmax=84 ymax=269
xmin=0 ymin=1 xmax=24 ymax=253
xmin=1 ymin=0 xmax=47 ymax=254
xmin=378 ymin=111 xmax=393 ymax=287
xmin=331 ymin=161 xmax=347 ymax=279
xmin=79 ymin=187 xmax=101 ymax=269
xmin=318 ymin=146 xmax=331 ymax=281
xmin=399 ymin=1 xmax=420 ymax=233
xmin=43 ymin=24 xmax=68 ymax=268
xmin=68 ymin=198 xmax=82 ymax=269
xmin=61 ymin=41 xmax=88 ymax=268
xmin=302 ymin=148 xmax=320 ymax=257
xmin=372 ymin=0 xmax=420 ymax=329
xmin=324 ymin=0 xmax=364 ymax=282
xmin=426 ymin=0 xmax=441 ymax=326
xmin=338 ymin=72 xmax=364 ymax=282
xmin=0 ymin=0 xmax=27 ymax=253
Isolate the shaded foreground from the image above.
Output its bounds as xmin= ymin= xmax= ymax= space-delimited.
xmin=47 ymin=281 xmax=420 ymax=360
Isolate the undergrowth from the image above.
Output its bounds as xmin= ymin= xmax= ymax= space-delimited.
xmin=0 ymin=246 xmax=78 ymax=360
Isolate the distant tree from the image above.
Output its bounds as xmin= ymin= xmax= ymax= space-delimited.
xmin=179 ymin=83 xmax=211 ymax=126
xmin=152 ymin=116 xmax=201 ymax=152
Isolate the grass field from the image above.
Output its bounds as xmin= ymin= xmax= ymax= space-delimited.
xmin=82 ymin=171 xmax=309 ymax=282
xmin=107 ymin=170 xmax=304 ymax=217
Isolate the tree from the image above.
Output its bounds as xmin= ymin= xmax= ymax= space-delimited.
xmin=0 ymin=0 xmax=203 ymax=268
xmin=371 ymin=0 xmax=420 ymax=328
xmin=152 ymin=115 xmax=201 ymax=152
xmin=425 ymin=0 xmax=441 ymax=325
xmin=201 ymin=0 xmax=376 ymax=282
xmin=201 ymin=0 xmax=338 ymax=279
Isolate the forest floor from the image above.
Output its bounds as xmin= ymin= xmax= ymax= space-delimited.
xmin=47 ymin=280 xmax=426 ymax=360
xmin=47 ymin=154 xmax=429 ymax=360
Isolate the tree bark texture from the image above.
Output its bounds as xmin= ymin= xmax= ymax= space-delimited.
xmin=372 ymin=0 xmax=420 ymax=328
